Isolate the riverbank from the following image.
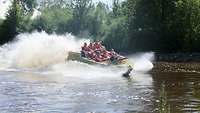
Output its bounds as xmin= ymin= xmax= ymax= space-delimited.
xmin=155 ymin=52 xmax=200 ymax=62
xmin=152 ymin=62 xmax=200 ymax=73
xmin=152 ymin=53 xmax=200 ymax=73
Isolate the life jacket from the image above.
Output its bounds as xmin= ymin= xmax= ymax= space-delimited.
xmin=103 ymin=51 xmax=111 ymax=58
xmin=94 ymin=42 xmax=102 ymax=50
xmin=88 ymin=43 xmax=94 ymax=50
xmin=87 ymin=51 xmax=96 ymax=59
xmin=94 ymin=55 xmax=103 ymax=62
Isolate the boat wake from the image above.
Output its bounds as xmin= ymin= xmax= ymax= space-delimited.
xmin=0 ymin=31 xmax=154 ymax=79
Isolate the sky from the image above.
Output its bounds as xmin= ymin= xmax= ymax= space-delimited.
xmin=94 ymin=0 xmax=113 ymax=7
xmin=0 ymin=0 xmax=11 ymax=19
xmin=0 ymin=0 xmax=125 ymax=19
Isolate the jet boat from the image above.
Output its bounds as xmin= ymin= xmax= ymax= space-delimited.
xmin=66 ymin=51 xmax=133 ymax=77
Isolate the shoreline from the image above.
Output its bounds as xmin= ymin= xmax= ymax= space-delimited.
xmin=152 ymin=52 xmax=200 ymax=72
xmin=155 ymin=52 xmax=200 ymax=62
xmin=151 ymin=62 xmax=200 ymax=73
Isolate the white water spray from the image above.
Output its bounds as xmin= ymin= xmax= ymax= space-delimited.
xmin=0 ymin=31 xmax=154 ymax=78
xmin=7 ymin=31 xmax=89 ymax=68
xmin=128 ymin=53 xmax=154 ymax=72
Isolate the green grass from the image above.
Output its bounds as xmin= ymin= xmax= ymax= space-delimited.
xmin=159 ymin=83 xmax=170 ymax=113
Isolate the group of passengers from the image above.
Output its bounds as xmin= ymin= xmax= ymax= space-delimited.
xmin=81 ymin=41 xmax=120 ymax=62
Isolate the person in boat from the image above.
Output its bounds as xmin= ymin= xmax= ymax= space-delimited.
xmin=90 ymin=41 xmax=103 ymax=58
xmin=81 ymin=41 xmax=111 ymax=62
xmin=94 ymin=41 xmax=102 ymax=51
xmin=94 ymin=53 xmax=105 ymax=62
xmin=109 ymin=49 xmax=120 ymax=61
xmin=88 ymin=42 xmax=93 ymax=50
xmin=100 ymin=49 xmax=111 ymax=60
xmin=94 ymin=41 xmax=112 ymax=62
xmin=109 ymin=49 xmax=126 ymax=61
xmin=81 ymin=42 xmax=89 ymax=57
xmin=86 ymin=42 xmax=95 ymax=59
xmin=110 ymin=49 xmax=117 ymax=56
xmin=93 ymin=47 xmax=110 ymax=62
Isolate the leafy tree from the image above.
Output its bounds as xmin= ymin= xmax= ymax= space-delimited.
xmin=31 ymin=6 xmax=73 ymax=34
xmin=122 ymin=0 xmax=184 ymax=52
xmin=103 ymin=16 xmax=129 ymax=52
xmin=175 ymin=0 xmax=200 ymax=51
xmin=70 ymin=0 xmax=92 ymax=36
xmin=0 ymin=0 xmax=20 ymax=44
xmin=0 ymin=0 xmax=200 ymax=52
xmin=0 ymin=19 xmax=3 ymax=25
xmin=86 ymin=2 xmax=109 ymax=38
xmin=39 ymin=0 xmax=70 ymax=9
xmin=19 ymin=0 xmax=37 ymax=13
xmin=16 ymin=0 xmax=37 ymax=33
xmin=102 ymin=1 xmax=130 ymax=52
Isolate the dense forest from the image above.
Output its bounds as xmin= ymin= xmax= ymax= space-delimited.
xmin=1 ymin=0 xmax=200 ymax=53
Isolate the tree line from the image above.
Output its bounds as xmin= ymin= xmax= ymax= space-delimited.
xmin=1 ymin=0 xmax=200 ymax=53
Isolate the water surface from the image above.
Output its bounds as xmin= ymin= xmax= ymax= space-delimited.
xmin=0 ymin=32 xmax=199 ymax=113
xmin=0 ymin=69 xmax=199 ymax=113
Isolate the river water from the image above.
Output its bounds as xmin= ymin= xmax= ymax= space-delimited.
xmin=0 ymin=68 xmax=200 ymax=113
xmin=0 ymin=32 xmax=199 ymax=113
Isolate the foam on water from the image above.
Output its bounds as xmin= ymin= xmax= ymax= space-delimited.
xmin=128 ymin=53 xmax=154 ymax=72
xmin=50 ymin=61 xmax=129 ymax=79
xmin=0 ymin=31 xmax=154 ymax=78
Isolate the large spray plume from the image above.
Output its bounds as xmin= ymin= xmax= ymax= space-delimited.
xmin=0 ymin=31 xmax=154 ymax=78
xmin=3 ymin=31 xmax=88 ymax=68
xmin=128 ymin=53 xmax=154 ymax=72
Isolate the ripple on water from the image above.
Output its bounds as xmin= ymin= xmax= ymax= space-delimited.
xmin=0 ymin=70 xmax=149 ymax=112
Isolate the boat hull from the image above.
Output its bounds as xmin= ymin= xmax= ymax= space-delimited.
xmin=66 ymin=52 xmax=129 ymax=66
xmin=66 ymin=52 xmax=133 ymax=77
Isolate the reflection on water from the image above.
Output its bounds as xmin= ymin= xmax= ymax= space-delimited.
xmin=152 ymin=72 xmax=200 ymax=113
xmin=0 ymin=71 xmax=153 ymax=113
xmin=0 ymin=70 xmax=200 ymax=112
